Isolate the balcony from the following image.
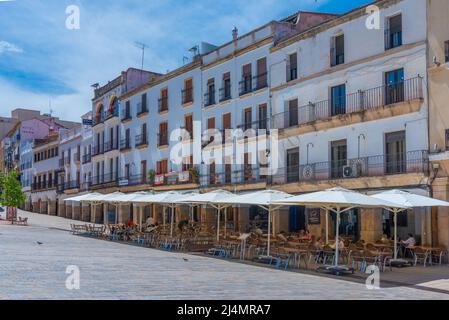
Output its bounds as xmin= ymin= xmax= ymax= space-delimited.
xmin=385 ymin=29 xmax=402 ymax=51
xmin=57 ymin=183 xmax=65 ymax=193
xmin=119 ymin=174 xmax=147 ymax=187
xmin=80 ymin=181 xmax=91 ymax=192
xmin=105 ymin=107 xmax=119 ymax=121
xmin=158 ymin=133 xmax=168 ymax=148
xmin=271 ymin=77 xmax=423 ymax=130
xmin=330 ymin=48 xmax=345 ymax=67
xmin=239 ymin=75 xmax=252 ymax=96
xmin=219 ymin=85 xmax=232 ymax=102
xmin=135 ymin=134 xmax=148 ymax=148
xmin=93 ymin=113 xmax=105 ymax=127
xmin=271 ymin=150 xmax=429 ymax=185
xmin=137 ymin=103 xmax=148 ymax=117
xmin=120 ymin=138 xmax=131 ymax=151
xmin=151 ymin=171 xmax=196 ymax=187
xmin=32 ymin=180 xmax=57 ymax=192
xmin=59 ymin=158 xmax=65 ymax=168
xmin=91 ymin=173 xmax=119 ymax=187
xmin=204 ymin=90 xmax=216 ymax=107
xmin=82 ymin=154 xmax=92 ymax=164
xmin=158 ymin=97 xmax=169 ymax=113
xmin=74 ymin=153 xmax=80 ymax=163
xmin=92 ymin=144 xmax=104 ymax=157
xmin=182 ymin=88 xmax=194 ymax=105
xmin=236 ymin=118 xmax=269 ymax=134
xmin=64 ymin=157 xmax=71 ymax=166
xmin=286 ymin=65 xmax=298 ymax=82
xmin=64 ymin=180 xmax=80 ymax=190
xmin=253 ymin=72 xmax=268 ymax=91
xmin=200 ymin=166 xmax=267 ymax=188
xmin=121 ymin=112 xmax=132 ymax=123
xmin=104 ymin=140 xmax=118 ymax=153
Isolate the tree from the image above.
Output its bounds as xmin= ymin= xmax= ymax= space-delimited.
xmin=0 ymin=170 xmax=26 ymax=221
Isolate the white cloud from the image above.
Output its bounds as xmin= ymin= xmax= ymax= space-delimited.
xmin=0 ymin=40 xmax=23 ymax=54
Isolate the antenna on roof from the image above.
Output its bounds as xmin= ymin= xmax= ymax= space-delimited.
xmin=49 ymin=98 xmax=54 ymax=118
xmin=183 ymin=56 xmax=189 ymax=65
xmin=135 ymin=41 xmax=148 ymax=81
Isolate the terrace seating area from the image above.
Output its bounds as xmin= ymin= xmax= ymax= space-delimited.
xmin=67 ymin=220 xmax=449 ymax=276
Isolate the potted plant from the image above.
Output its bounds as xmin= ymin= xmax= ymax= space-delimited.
xmin=188 ymin=166 xmax=199 ymax=183
xmin=147 ymin=169 xmax=155 ymax=186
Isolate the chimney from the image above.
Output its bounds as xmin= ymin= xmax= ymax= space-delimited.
xmin=232 ymin=26 xmax=238 ymax=41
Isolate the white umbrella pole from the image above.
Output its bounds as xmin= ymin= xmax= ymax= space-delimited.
xmin=139 ymin=205 xmax=143 ymax=232
xmin=217 ymin=207 xmax=221 ymax=242
xmin=267 ymin=207 xmax=272 ymax=256
xmin=224 ymin=207 xmax=227 ymax=238
xmin=163 ymin=207 xmax=166 ymax=227
xmin=394 ymin=210 xmax=398 ymax=260
xmin=170 ymin=206 xmax=174 ymax=237
xmin=325 ymin=209 xmax=329 ymax=244
xmin=334 ymin=209 xmax=340 ymax=267
xmin=115 ymin=205 xmax=118 ymax=224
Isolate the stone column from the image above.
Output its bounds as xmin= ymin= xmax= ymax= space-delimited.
xmin=48 ymin=200 xmax=56 ymax=216
xmin=359 ymin=208 xmax=383 ymax=243
xmin=432 ymin=177 xmax=449 ymax=248
xmin=59 ymin=203 xmax=66 ymax=218
xmin=41 ymin=201 xmax=48 ymax=214
xmin=72 ymin=204 xmax=81 ymax=221
xmin=81 ymin=204 xmax=90 ymax=222
xmin=66 ymin=204 xmax=72 ymax=220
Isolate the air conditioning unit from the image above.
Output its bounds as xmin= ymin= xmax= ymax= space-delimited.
xmin=342 ymin=165 xmax=352 ymax=178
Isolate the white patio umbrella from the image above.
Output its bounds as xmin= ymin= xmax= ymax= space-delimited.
xmin=220 ymin=190 xmax=292 ymax=256
xmin=78 ymin=193 xmax=110 ymax=224
xmin=179 ymin=190 xmax=235 ymax=241
xmin=64 ymin=193 xmax=102 ymax=202
xmin=273 ymin=187 xmax=405 ymax=274
xmin=371 ymin=189 xmax=449 ymax=261
xmin=132 ymin=191 xmax=193 ymax=237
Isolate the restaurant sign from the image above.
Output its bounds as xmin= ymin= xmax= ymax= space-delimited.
xmin=307 ymin=208 xmax=321 ymax=225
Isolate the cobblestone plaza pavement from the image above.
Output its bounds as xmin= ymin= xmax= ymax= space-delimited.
xmin=1 ymin=211 xmax=449 ymax=300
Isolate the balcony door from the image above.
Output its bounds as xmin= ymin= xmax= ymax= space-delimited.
xmin=385 ymin=131 xmax=406 ymax=174
xmin=258 ymin=104 xmax=267 ymax=130
xmin=331 ymin=140 xmax=347 ymax=179
xmin=244 ymin=108 xmax=252 ymax=131
xmin=286 ymin=148 xmax=299 ymax=183
xmin=331 ymin=84 xmax=346 ymax=116
xmin=288 ymin=99 xmax=299 ymax=127
xmin=256 ymin=57 xmax=267 ymax=89
xmin=222 ymin=113 xmax=231 ymax=144
xmin=385 ymin=68 xmax=404 ymax=105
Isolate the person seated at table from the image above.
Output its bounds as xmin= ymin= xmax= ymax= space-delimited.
xmin=127 ymin=219 xmax=136 ymax=229
xmin=312 ymin=236 xmax=324 ymax=250
xmin=303 ymin=229 xmax=312 ymax=241
xmin=178 ymin=219 xmax=189 ymax=231
xmin=379 ymin=234 xmax=390 ymax=244
xmin=298 ymin=230 xmax=305 ymax=238
xmin=401 ymin=233 xmax=416 ymax=247
xmin=146 ymin=216 xmax=155 ymax=228
xmin=329 ymin=239 xmax=345 ymax=250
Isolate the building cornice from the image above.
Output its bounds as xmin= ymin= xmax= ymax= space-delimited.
xmin=271 ymin=0 xmax=403 ymax=53
xmin=270 ymin=40 xmax=426 ymax=94
xmin=119 ymin=61 xmax=201 ymax=101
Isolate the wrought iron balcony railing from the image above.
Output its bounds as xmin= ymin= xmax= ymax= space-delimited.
xmin=271 ymin=77 xmax=423 ymax=130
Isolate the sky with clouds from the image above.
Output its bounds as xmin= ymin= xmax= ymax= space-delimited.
xmin=0 ymin=0 xmax=372 ymax=121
